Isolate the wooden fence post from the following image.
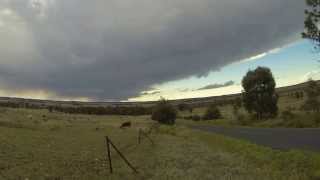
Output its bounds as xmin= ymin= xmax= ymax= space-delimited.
xmin=105 ymin=136 xmax=113 ymax=174
xmin=105 ymin=136 xmax=138 ymax=174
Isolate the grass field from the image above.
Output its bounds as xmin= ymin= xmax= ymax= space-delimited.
xmin=1 ymin=106 xmax=320 ymax=179
xmin=179 ymin=95 xmax=320 ymax=128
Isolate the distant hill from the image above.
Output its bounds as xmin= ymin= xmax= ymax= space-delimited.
xmin=0 ymin=80 xmax=318 ymax=108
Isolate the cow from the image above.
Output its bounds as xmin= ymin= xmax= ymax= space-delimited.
xmin=120 ymin=121 xmax=131 ymax=129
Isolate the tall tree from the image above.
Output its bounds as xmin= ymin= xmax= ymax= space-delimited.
xmin=302 ymin=0 xmax=320 ymax=50
xmin=242 ymin=67 xmax=278 ymax=120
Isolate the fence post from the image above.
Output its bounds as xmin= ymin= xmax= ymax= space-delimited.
xmin=105 ymin=136 xmax=138 ymax=174
xmin=105 ymin=136 xmax=113 ymax=174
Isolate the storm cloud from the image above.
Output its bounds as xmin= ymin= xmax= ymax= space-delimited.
xmin=0 ymin=0 xmax=305 ymax=100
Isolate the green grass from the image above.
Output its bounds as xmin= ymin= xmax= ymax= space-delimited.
xmin=193 ymin=129 xmax=320 ymax=179
xmin=1 ymin=107 xmax=320 ymax=179
xmin=179 ymin=96 xmax=320 ymax=128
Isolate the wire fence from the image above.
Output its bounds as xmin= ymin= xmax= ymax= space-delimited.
xmin=105 ymin=122 xmax=158 ymax=174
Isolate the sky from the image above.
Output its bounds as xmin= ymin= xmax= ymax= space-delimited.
xmin=131 ymin=40 xmax=320 ymax=101
xmin=0 ymin=0 xmax=318 ymax=102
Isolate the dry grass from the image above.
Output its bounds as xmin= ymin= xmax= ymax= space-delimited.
xmin=1 ymin=107 xmax=320 ymax=179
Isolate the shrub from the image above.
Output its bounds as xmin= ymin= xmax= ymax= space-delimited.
xmin=191 ymin=115 xmax=201 ymax=121
xmin=285 ymin=119 xmax=307 ymax=128
xmin=178 ymin=103 xmax=187 ymax=111
xmin=313 ymin=113 xmax=320 ymax=124
xmin=282 ymin=113 xmax=318 ymax=128
xmin=184 ymin=115 xmax=201 ymax=121
xmin=281 ymin=109 xmax=295 ymax=121
xmin=236 ymin=113 xmax=246 ymax=122
xmin=202 ymin=105 xmax=222 ymax=120
xmin=302 ymin=98 xmax=320 ymax=112
xmin=152 ymin=99 xmax=176 ymax=125
xmin=178 ymin=103 xmax=193 ymax=113
xmin=237 ymin=114 xmax=255 ymax=126
xmin=302 ymin=80 xmax=320 ymax=112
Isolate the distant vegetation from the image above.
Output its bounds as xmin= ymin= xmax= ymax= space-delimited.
xmin=202 ymin=105 xmax=222 ymax=120
xmin=302 ymin=79 xmax=320 ymax=112
xmin=177 ymin=103 xmax=193 ymax=113
xmin=0 ymin=101 xmax=152 ymax=116
xmin=50 ymin=105 xmax=152 ymax=116
xmin=0 ymin=67 xmax=318 ymax=128
xmin=178 ymin=68 xmax=320 ymax=128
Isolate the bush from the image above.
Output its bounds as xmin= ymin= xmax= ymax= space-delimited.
xmin=301 ymin=98 xmax=320 ymax=112
xmin=183 ymin=115 xmax=201 ymax=121
xmin=236 ymin=113 xmax=246 ymax=122
xmin=178 ymin=103 xmax=193 ymax=113
xmin=284 ymin=119 xmax=311 ymax=128
xmin=202 ymin=105 xmax=222 ymax=120
xmin=191 ymin=115 xmax=201 ymax=121
xmin=313 ymin=113 xmax=320 ymax=124
xmin=281 ymin=109 xmax=295 ymax=121
xmin=152 ymin=99 xmax=176 ymax=125
xmin=281 ymin=112 xmax=319 ymax=128
xmin=237 ymin=114 xmax=255 ymax=126
xmin=178 ymin=103 xmax=187 ymax=111
xmin=302 ymin=80 xmax=320 ymax=112
xmin=183 ymin=116 xmax=192 ymax=120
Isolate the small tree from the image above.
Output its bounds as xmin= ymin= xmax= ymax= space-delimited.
xmin=242 ymin=67 xmax=278 ymax=120
xmin=202 ymin=105 xmax=222 ymax=120
xmin=152 ymin=98 xmax=176 ymax=125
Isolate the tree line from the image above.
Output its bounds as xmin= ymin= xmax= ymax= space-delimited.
xmin=0 ymin=101 xmax=152 ymax=116
xmin=50 ymin=105 xmax=152 ymax=116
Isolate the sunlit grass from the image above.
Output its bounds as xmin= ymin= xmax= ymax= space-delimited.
xmin=1 ymin=107 xmax=320 ymax=179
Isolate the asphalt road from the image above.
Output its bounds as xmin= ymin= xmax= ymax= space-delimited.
xmin=192 ymin=126 xmax=320 ymax=151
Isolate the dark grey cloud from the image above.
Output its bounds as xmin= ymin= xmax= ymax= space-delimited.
xmin=197 ymin=81 xmax=235 ymax=90
xmin=0 ymin=0 xmax=305 ymax=100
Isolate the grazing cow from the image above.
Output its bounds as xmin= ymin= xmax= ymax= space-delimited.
xmin=120 ymin=121 xmax=131 ymax=129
